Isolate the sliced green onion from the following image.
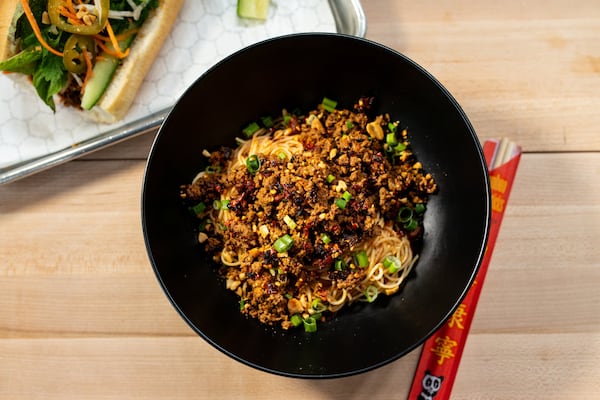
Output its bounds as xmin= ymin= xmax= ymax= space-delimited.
xmin=303 ymin=316 xmax=318 ymax=332
xmin=383 ymin=255 xmax=402 ymax=273
xmin=283 ymin=114 xmax=292 ymax=125
xmin=242 ymin=122 xmax=260 ymax=138
xmin=335 ymin=198 xmax=347 ymax=209
xmin=205 ymin=165 xmax=221 ymax=173
xmin=404 ymin=218 xmax=419 ymax=231
xmin=212 ymin=199 xmax=229 ymax=211
xmin=283 ymin=215 xmax=297 ymax=230
xmin=311 ymin=298 xmax=327 ymax=313
xmin=388 ymin=122 xmax=398 ymax=133
xmin=415 ymin=203 xmax=426 ymax=214
xmin=284 ymin=293 xmax=293 ymax=300
xmin=321 ymin=233 xmax=331 ymax=244
xmin=382 ymin=256 xmax=394 ymax=268
xmin=364 ymin=285 xmax=379 ymax=303
xmin=386 ymin=132 xmax=397 ymax=146
xmin=394 ymin=143 xmax=406 ymax=152
xmin=290 ymin=314 xmax=303 ymax=327
xmin=342 ymin=190 xmax=352 ymax=201
xmin=239 ymin=299 xmax=245 ymax=310
xmin=245 ymin=154 xmax=261 ymax=174
xmin=326 ymin=174 xmax=336 ymax=183
xmin=334 ymin=259 xmax=347 ymax=271
xmin=278 ymin=152 xmax=287 ymax=160
xmin=261 ymin=115 xmax=274 ymax=128
xmin=274 ymin=234 xmax=294 ymax=253
xmin=191 ymin=202 xmax=206 ymax=215
xmin=321 ymin=97 xmax=337 ymax=113
xmin=346 ymin=120 xmax=354 ymax=129
xmin=354 ymin=250 xmax=369 ymax=268
xmin=397 ymin=207 xmax=413 ymax=223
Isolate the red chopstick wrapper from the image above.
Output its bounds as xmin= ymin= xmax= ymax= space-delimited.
xmin=407 ymin=138 xmax=522 ymax=400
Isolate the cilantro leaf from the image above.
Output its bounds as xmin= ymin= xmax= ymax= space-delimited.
xmin=32 ymin=52 xmax=68 ymax=112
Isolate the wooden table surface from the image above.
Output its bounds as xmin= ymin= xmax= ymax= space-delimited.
xmin=1 ymin=1 xmax=599 ymax=398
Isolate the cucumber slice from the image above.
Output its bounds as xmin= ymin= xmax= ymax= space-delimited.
xmin=80 ymin=54 xmax=119 ymax=110
xmin=237 ymin=0 xmax=270 ymax=20
xmin=81 ymin=31 xmax=137 ymax=110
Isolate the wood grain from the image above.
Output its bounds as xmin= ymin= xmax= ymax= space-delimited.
xmin=362 ymin=1 xmax=600 ymax=153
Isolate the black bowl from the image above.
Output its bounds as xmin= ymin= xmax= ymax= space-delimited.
xmin=142 ymin=33 xmax=490 ymax=378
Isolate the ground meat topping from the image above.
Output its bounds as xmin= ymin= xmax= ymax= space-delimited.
xmin=180 ymin=99 xmax=437 ymax=329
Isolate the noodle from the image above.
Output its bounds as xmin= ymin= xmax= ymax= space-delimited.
xmin=180 ymin=98 xmax=437 ymax=331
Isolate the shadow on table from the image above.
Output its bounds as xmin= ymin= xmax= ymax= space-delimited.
xmin=304 ymin=348 xmax=421 ymax=399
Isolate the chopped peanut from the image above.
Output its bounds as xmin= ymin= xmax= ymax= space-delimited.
xmin=287 ymin=298 xmax=304 ymax=314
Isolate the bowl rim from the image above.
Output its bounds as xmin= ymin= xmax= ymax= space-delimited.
xmin=141 ymin=32 xmax=491 ymax=379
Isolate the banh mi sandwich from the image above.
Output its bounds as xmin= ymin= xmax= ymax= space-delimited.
xmin=0 ymin=0 xmax=184 ymax=123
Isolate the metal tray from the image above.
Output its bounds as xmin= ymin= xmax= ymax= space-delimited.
xmin=0 ymin=0 xmax=366 ymax=184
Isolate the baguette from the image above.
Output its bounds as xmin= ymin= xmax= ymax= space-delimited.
xmin=87 ymin=0 xmax=183 ymax=123
xmin=0 ymin=0 xmax=184 ymax=124
xmin=0 ymin=0 xmax=19 ymax=61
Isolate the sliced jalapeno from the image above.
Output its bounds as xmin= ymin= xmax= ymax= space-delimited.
xmin=62 ymin=34 xmax=96 ymax=74
xmin=48 ymin=0 xmax=109 ymax=35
